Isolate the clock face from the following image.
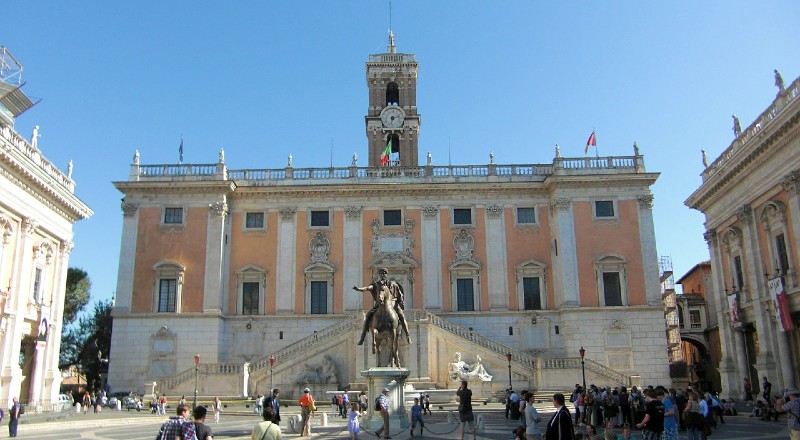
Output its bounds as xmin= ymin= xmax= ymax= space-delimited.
xmin=381 ymin=107 xmax=405 ymax=128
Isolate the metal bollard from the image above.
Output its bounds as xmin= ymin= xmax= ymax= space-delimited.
xmin=447 ymin=410 xmax=455 ymax=424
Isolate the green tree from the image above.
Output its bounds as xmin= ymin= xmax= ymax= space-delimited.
xmin=71 ymin=300 xmax=113 ymax=390
xmin=64 ymin=268 xmax=91 ymax=323
xmin=59 ymin=268 xmax=92 ymax=368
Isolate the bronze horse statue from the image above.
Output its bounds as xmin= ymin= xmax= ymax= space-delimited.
xmin=370 ymin=285 xmax=401 ymax=367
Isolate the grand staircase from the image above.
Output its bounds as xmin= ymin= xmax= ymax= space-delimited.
xmin=158 ymin=310 xmax=631 ymax=394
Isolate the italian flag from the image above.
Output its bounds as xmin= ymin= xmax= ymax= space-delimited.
xmin=380 ymin=140 xmax=392 ymax=166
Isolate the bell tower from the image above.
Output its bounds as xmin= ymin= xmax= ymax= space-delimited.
xmin=365 ymin=32 xmax=421 ymax=167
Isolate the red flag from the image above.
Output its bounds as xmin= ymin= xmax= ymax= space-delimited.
xmin=584 ymin=131 xmax=596 ymax=154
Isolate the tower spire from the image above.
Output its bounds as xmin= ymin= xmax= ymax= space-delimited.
xmin=387 ymin=1 xmax=396 ymax=53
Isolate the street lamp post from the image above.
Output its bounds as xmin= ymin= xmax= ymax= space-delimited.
xmin=506 ymin=353 xmax=513 ymax=390
xmin=579 ymin=347 xmax=586 ymax=392
xmin=268 ymin=355 xmax=276 ymax=393
xmin=193 ymin=354 xmax=200 ymax=409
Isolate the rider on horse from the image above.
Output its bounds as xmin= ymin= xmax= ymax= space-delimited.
xmin=352 ymin=268 xmax=412 ymax=345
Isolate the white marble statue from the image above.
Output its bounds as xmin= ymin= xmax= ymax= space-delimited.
xmin=31 ymin=125 xmax=40 ymax=148
xmin=133 ymin=150 xmax=140 ymax=165
xmin=288 ymin=154 xmax=293 ymax=168
xmin=448 ymin=352 xmax=492 ymax=382
xmin=219 ymin=148 xmax=225 ymax=164
xmin=427 ymin=152 xmax=432 ymax=166
xmin=352 ymin=152 xmax=358 ymax=167
xmin=67 ymin=160 xmax=73 ymax=179
xmin=555 ymin=144 xmax=561 ymax=158
xmin=489 ymin=151 xmax=494 ymax=164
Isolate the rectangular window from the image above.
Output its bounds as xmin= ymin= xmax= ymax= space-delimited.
xmin=776 ymin=234 xmax=790 ymax=275
xmin=602 ymin=272 xmax=622 ymax=306
xmin=32 ymin=268 xmax=42 ymax=303
xmin=383 ymin=209 xmax=402 ymax=226
xmin=517 ymin=207 xmax=536 ymax=224
xmin=310 ymin=210 xmax=330 ymax=227
xmin=310 ymin=280 xmax=327 ymax=314
xmin=453 ymin=208 xmax=472 ymax=225
xmin=456 ymin=278 xmax=474 ymax=311
xmin=595 ymin=201 xmax=615 ymax=218
xmin=242 ymin=282 xmax=259 ymax=315
xmin=164 ymin=207 xmax=183 ymax=224
xmin=245 ymin=212 xmax=264 ymax=229
xmin=158 ymin=279 xmax=177 ymax=312
xmin=689 ymin=310 xmax=702 ymax=329
xmin=733 ymin=255 xmax=744 ymax=290
xmin=522 ymin=277 xmax=541 ymax=310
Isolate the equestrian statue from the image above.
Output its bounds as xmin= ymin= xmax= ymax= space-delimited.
xmin=353 ymin=268 xmax=412 ymax=367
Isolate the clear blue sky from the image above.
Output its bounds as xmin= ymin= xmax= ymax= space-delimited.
xmin=3 ymin=1 xmax=798 ymax=305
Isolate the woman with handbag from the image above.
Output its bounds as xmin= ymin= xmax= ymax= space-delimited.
xmin=298 ymin=388 xmax=316 ymax=437
xmin=683 ymin=391 xmax=703 ymax=440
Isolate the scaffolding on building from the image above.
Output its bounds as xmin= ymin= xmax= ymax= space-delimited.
xmin=0 ymin=46 xmax=39 ymax=119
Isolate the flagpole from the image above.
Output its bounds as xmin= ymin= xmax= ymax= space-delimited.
xmin=594 ymin=127 xmax=599 ymax=158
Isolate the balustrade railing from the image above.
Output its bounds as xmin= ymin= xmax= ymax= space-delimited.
xmin=0 ymin=124 xmax=75 ymax=192
xmin=703 ymin=77 xmax=800 ymax=181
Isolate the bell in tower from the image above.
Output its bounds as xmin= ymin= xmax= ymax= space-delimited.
xmin=365 ymin=32 xmax=421 ymax=168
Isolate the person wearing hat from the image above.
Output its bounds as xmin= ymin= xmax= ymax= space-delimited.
xmin=776 ymin=388 xmax=800 ymax=439
xmin=298 ymin=388 xmax=316 ymax=436
xmin=375 ymin=388 xmax=391 ymax=439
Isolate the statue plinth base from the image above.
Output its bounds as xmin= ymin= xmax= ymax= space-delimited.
xmin=361 ymin=367 xmax=410 ymax=430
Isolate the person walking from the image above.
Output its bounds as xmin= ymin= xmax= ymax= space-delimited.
xmin=457 ymin=380 xmax=477 ymax=440
xmin=182 ymin=405 xmax=214 ymax=440
xmin=525 ymin=393 xmax=543 ymax=440
xmin=213 ymin=396 xmax=222 ymax=424
xmin=347 ymin=402 xmax=363 ymax=440
xmin=410 ymin=397 xmax=424 ymax=436
xmin=8 ymin=397 xmax=20 ymax=437
xmin=635 ymin=389 xmax=664 ymax=440
xmin=744 ymin=378 xmax=754 ymax=405
xmin=155 ymin=404 xmax=190 ymax=440
xmin=659 ymin=388 xmax=678 ymax=440
xmin=374 ymin=388 xmax=391 ymax=439
xmin=263 ymin=389 xmax=281 ymax=427
xmin=251 ymin=406 xmax=281 ymax=440
xmin=298 ymin=388 xmax=315 ymax=437
xmin=545 ymin=393 xmax=573 ymax=440
xmin=776 ymin=388 xmax=800 ymax=440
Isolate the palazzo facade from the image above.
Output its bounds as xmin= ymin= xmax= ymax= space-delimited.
xmin=0 ymin=49 xmax=93 ymax=406
xmin=686 ymin=75 xmax=800 ymax=397
xmin=109 ymin=37 xmax=670 ymax=398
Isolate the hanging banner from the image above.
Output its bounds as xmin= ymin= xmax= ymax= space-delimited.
xmin=727 ymin=292 xmax=741 ymax=328
xmin=768 ymin=276 xmax=795 ymax=332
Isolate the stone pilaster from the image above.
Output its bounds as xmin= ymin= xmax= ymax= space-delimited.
xmin=636 ymin=195 xmax=661 ymax=304
xmin=421 ymin=206 xmax=442 ymax=311
xmin=276 ymin=208 xmax=297 ymax=314
xmin=343 ymin=207 xmax=362 ymax=312
xmin=781 ymin=171 xmax=800 ymax=287
xmin=550 ymin=198 xmax=579 ymax=307
xmin=114 ymin=202 xmax=138 ymax=313
xmin=484 ymin=205 xmax=508 ymax=310
xmin=203 ymin=200 xmax=228 ymax=314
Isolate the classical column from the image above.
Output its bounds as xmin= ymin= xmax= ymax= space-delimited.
xmin=42 ymin=241 xmax=71 ymax=402
xmin=1 ymin=217 xmax=37 ymax=401
xmin=275 ymin=208 xmax=297 ymax=314
xmin=550 ymin=198 xmax=579 ymax=307
xmin=736 ymin=205 xmax=779 ymax=385
xmin=484 ymin=205 xmax=508 ymax=310
xmin=637 ymin=195 xmax=662 ymax=305
xmin=421 ymin=206 xmax=442 ymax=311
xmin=29 ymin=340 xmax=46 ymax=404
xmin=343 ymin=207 xmax=363 ymax=312
xmin=203 ymin=199 xmax=228 ymax=314
xmin=706 ymin=230 xmax=742 ymax=398
xmin=781 ymin=171 xmax=800 ymax=287
xmin=114 ymin=202 xmax=139 ymax=313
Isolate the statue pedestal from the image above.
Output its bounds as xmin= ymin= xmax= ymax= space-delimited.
xmin=362 ymin=367 xmax=410 ymax=430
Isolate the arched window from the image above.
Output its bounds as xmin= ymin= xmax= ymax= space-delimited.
xmin=152 ymin=261 xmax=185 ymax=313
xmin=385 ymin=82 xmax=399 ymax=106
xmin=595 ymin=254 xmax=628 ymax=306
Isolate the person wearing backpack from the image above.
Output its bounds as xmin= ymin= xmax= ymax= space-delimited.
xmin=374 ymin=388 xmax=391 ymax=439
xmin=635 ymin=389 xmax=665 ymax=440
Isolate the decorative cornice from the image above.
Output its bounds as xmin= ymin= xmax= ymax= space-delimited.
xmin=781 ymin=170 xmax=799 ymax=195
xmin=549 ymin=198 xmax=571 ymax=213
xmin=636 ymin=194 xmax=654 ymax=209
xmin=210 ymin=201 xmax=228 ymax=217
xmin=735 ymin=204 xmax=753 ymax=224
xmin=485 ymin=204 xmax=503 ymax=218
xmin=121 ymin=202 xmax=138 ymax=217
xmin=344 ymin=206 xmax=362 ymax=219
xmin=422 ymin=206 xmax=438 ymax=218
xmin=279 ymin=207 xmax=296 ymax=221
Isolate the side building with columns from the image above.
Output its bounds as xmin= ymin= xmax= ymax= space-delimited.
xmin=109 ymin=36 xmax=670 ymax=398
xmin=686 ymin=75 xmax=800 ymax=397
xmin=0 ymin=47 xmax=93 ymax=407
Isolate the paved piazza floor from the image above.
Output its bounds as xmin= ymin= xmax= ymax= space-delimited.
xmin=12 ymin=402 xmax=791 ymax=439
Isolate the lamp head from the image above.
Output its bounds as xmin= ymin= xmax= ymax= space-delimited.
xmin=194 ymin=354 xmax=200 ymax=365
xmin=506 ymin=353 xmax=512 ymax=362
xmin=579 ymin=347 xmax=586 ymax=358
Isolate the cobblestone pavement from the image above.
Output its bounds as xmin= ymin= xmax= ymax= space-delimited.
xmin=10 ymin=402 xmax=791 ymax=439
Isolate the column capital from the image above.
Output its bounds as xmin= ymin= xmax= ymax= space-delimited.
xmin=209 ymin=201 xmax=228 ymax=217
xmin=735 ymin=204 xmax=753 ymax=224
xmin=636 ymin=194 xmax=654 ymax=209
xmin=781 ymin=170 xmax=799 ymax=195
xmin=344 ymin=206 xmax=362 ymax=219
xmin=279 ymin=207 xmax=296 ymax=221
xmin=60 ymin=240 xmax=73 ymax=257
xmin=22 ymin=217 xmax=38 ymax=236
xmin=549 ymin=198 xmax=571 ymax=212
xmin=121 ymin=202 xmax=138 ymax=217
xmin=422 ymin=206 xmax=438 ymax=218
xmin=485 ymin=204 xmax=504 ymax=218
